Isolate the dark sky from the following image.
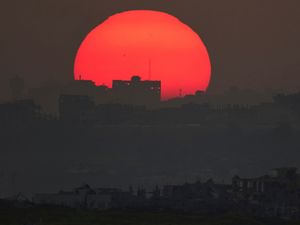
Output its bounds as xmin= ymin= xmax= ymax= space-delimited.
xmin=1 ymin=0 xmax=300 ymax=99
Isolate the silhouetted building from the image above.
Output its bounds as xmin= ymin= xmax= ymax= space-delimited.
xmin=232 ymin=167 xmax=300 ymax=219
xmin=33 ymin=184 xmax=111 ymax=209
xmin=31 ymin=167 xmax=300 ymax=218
xmin=94 ymin=103 xmax=146 ymax=124
xmin=33 ymin=184 xmax=137 ymax=209
xmin=273 ymin=93 xmax=300 ymax=115
xmin=28 ymin=79 xmax=110 ymax=115
xmin=65 ymin=79 xmax=110 ymax=103
xmin=9 ymin=76 xmax=24 ymax=101
xmin=0 ymin=99 xmax=42 ymax=126
xmin=112 ymin=76 xmax=161 ymax=106
xmin=160 ymin=180 xmax=231 ymax=212
xmin=59 ymin=95 xmax=94 ymax=122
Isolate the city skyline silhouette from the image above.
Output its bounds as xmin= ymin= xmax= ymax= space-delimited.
xmin=1 ymin=1 xmax=300 ymax=224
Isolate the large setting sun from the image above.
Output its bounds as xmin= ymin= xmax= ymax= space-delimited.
xmin=74 ymin=10 xmax=211 ymax=100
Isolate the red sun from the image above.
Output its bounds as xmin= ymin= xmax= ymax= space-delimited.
xmin=74 ymin=10 xmax=211 ymax=100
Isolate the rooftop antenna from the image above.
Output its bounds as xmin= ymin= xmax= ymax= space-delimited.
xmin=148 ymin=59 xmax=152 ymax=80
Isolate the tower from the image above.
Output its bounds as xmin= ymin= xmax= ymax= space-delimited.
xmin=9 ymin=76 xmax=24 ymax=101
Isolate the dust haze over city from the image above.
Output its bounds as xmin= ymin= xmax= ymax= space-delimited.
xmin=1 ymin=0 xmax=300 ymax=223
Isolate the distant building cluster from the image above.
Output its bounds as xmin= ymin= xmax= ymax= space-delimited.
xmin=232 ymin=167 xmax=300 ymax=219
xmin=0 ymin=99 xmax=43 ymax=127
xmin=0 ymin=89 xmax=300 ymax=129
xmin=6 ymin=75 xmax=279 ymax=115
xmin=29 ymin=76 xmax=161 ymax=114
xmin=57 ymin=92 xmax=300 ymax=128
xmin=33 ymin=179 xmax=229 ymax=212
xmin=1 ymin=76 xmax=300 ymax=221
xmin=32 ymin=167 xmax=300 ymax=219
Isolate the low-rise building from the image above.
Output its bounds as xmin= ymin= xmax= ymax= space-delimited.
xmin=232 ymin=167 xmax=300 ymax=218
xmin=112 ymin=76 xmax=161 ymax=106
xmin=33 ymin=184 xmax=111 ymax=209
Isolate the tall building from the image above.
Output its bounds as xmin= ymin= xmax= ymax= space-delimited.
xmin=9 ymin=76 xmax=24 ymax=101
xmin=112 ymin=76 xmax=161 ymax=106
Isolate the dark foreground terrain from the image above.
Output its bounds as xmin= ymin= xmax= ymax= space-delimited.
xmin=0 ymin=207 xmax=300 ymax=225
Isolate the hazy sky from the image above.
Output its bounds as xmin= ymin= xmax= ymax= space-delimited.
xmin=1 ymin=0 xmax=300 ymax=98
xmin=1 ymin=1 xmax=300 ymax=195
